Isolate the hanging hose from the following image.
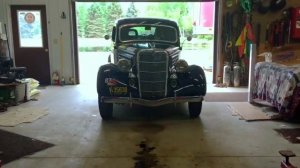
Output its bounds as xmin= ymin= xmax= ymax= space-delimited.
xmin=240 ymin=0 xmax=253 ymax=13
xmin=231 ymin=10 xmax=244 ymax=62
xmin=224 ymin=12 xmax=232 ymax=63
xmin=60 ymin=32 xmax=65 ymax=85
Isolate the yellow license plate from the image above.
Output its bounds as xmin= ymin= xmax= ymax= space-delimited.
xmin=109 ymin=87 xmax=127 ymax=95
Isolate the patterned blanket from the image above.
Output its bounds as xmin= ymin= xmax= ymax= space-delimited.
xmin=252 ymin=62 xmax=300 ymax=120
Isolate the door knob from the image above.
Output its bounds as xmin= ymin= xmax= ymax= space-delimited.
xmin=45 ymin=48 xmax=49 ymax=52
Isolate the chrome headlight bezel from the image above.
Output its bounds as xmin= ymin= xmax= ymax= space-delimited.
xmin=128 ymin=69 xmax=136 ymax=87
xmin=169 ymin=73 xmax=178 ymax=88
xmin=117 ymin=59 xmax=131 ymax=72
xmin=175 ymin=59 xmax=188 ymax=73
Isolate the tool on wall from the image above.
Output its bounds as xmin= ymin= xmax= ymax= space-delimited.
xmin=240 ymin=0 xmax=253 ymax=14
xmin=222 ymin=9 xmax=245 ymax=86
xmin=0 ymin=24 xmax=26 ymax=83
xmin=290 ymin=7 xmax=300 ymax=40
xmin=270 ymin=0 xmax=286 ymax=12
xmin=60 ymin=32 xmax=65 ymax=86
xmin=256 ymin=0 xmax=271 ymax=14
xmin=225 ymin=0 xmax=233 ymax=8
xmin=265 ymin=10 xmax=293 ymax=48
xmin=236 ymin=0 xmax=256 ymax=85
xmin=265 ymin=24 xmax=270 ymax=49
xmin=255 ymin=23 xmax=261 ymax=48
xmin=224 ymin=12 xmax=234 ymax=64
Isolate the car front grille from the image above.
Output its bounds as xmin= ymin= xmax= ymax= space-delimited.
xmin=137 ymin=49 xmax=168 ymax=99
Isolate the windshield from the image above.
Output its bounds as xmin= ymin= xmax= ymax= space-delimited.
xmin=119 ymin=25 xmax=178 ymax=43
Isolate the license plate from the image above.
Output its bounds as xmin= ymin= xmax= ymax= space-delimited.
xmin=109 ymin=87 xmax=127 ymax=95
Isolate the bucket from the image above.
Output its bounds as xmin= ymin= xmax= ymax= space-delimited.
xmin=15 ymin=79 xmax=30 ymax=102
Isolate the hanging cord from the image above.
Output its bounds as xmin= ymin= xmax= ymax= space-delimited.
xmin=231 ymin=10 xmax=244 ymax=62
xmin=224 ymin=12 xmax=234 ymax=65
xmin=240 ymin=0 xmax=253 ymax=14
xmin=4 ymin=24 xmax=14 ymax=67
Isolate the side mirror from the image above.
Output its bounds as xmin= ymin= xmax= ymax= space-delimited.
xmin=180 ymin=36 xmax=193 ymax=49
xmin=104 ymin=35 xmax=110 ymax=40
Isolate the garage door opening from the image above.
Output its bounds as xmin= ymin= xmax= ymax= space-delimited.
xmin=75 ymin=2 xmax=215 ymax=86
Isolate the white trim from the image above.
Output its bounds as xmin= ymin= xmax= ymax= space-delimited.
xmin=216 ymin=0 xmax=223 ymax=79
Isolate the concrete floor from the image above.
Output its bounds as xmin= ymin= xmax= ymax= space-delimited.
xmin=1 ymin=84 xmax=300 ymax=168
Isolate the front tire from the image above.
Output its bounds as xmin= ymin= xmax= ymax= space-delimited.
xmin=188 ymin=102 xmax=202 ymax=119
xmin=97 ymin=65 xmax=113 ymax=120
xmin=98 ymin=95 xmax=113 ymax=120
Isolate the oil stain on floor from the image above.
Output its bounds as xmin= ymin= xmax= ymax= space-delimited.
xmin=132 ymin=123 xmax=167 ymax=167
xmin=133 ymin=140 xmax=167 ymax=168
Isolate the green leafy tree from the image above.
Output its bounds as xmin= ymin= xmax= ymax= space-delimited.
xmin=146 ymin=3 xmax=190 ymax=36
xmin=126 ymin=2 xmax=138 ymax=18
xmin=105 ymin=2 xmax=123 ymax=35
xmin=76 ymin=5 xmax=88 ymax=37
xmin=85 ymin=3 xmax=108 ymax=38
xmin=182 ymin=15 xmax=193 ymax=36
xmin=84 ymin=2 xmax=122 ymax=38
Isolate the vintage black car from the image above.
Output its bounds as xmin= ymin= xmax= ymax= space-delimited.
xmin=97 ymin=18 xmax=206 ymax=120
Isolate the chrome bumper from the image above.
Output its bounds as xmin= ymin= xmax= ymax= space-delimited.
xmin=101 ymin=96 xmax=204 ymax=107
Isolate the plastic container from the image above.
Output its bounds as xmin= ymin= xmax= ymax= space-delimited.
xmin=233 ymin=62 xmax=241 ymax=87
xmin=15 ymin=79 xmax=30 ymax=102
xmin=223 ymin=62 xmax=231 ymax=87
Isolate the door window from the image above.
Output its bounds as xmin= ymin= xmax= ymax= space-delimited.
xmin=17 ymin=10 xmax=43 ymax=48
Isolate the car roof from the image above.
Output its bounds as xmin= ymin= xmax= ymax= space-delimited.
xmin=116 ymin=18 xmax=178 ymax=27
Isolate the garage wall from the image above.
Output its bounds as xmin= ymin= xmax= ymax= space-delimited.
xmin=0 ymin=0 xmax=75 ymax=84
xmin=221 ymin=1 xmax=300 ymax=66
xmin=253 ymin=1 xmax=300 ymax=65
xmin=1 ymin=0 xmax=222 ymax=85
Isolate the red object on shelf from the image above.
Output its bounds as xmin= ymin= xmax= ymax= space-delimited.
xmin=290 ymin=7 xmax=300 ymax=39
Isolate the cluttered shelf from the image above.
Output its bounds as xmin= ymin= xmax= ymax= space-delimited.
xmin=258 ymin=43 xmax=300 ymax=65
xmin=0 ymin=78 xmax=41 ymax=112
xmin=255 ymin=6 xmax=300 ymax=65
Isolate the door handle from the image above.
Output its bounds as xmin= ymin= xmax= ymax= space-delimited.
xmin=45 ymin=48 xmax=49 ymax=52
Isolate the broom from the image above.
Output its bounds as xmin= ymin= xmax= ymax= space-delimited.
xmin=60 ymin=32 xmax=65 ymax=85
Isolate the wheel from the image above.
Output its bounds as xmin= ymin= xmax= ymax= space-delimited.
xmin=188 ymin=102 xmax=202 ymax=119
xmin=98 ymin=95 xmax=113 ymax=120
xmin=97 ymin=66 xmax=113 ymax=120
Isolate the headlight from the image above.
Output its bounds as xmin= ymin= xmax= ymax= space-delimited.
xmin=169 ymin=73 xmax=177 ymax=88
xmin=175 ymin=59 xmax=188 ymax=72
xmin=117 ymin=59 xmax=131 ymax=72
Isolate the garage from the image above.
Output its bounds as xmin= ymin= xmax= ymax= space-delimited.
xmin=0 ymin=0 xmax=300 ymax=167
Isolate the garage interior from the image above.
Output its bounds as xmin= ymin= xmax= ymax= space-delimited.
xmin=0 ymin=0 xmax=300 ymax=167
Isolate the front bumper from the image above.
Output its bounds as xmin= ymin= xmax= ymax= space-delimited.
xmin=101 ymin=96 xmax=204 ymax=107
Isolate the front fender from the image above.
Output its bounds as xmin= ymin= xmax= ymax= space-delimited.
xmin=97 ymin=64 xmax=129 ymax=97
xmin=175 ymin=65 xmax=207 ymax=96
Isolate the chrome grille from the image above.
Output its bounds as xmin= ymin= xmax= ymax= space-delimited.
xmin=137 ymin=49 xmax=168 ymax=99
